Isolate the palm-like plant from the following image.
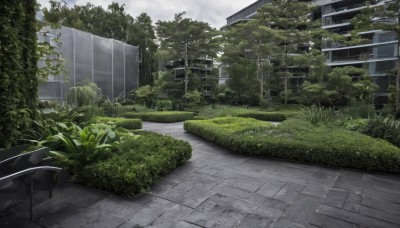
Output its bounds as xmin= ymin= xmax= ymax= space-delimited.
xmin=49 ymin=125 xmax=118 ymax=167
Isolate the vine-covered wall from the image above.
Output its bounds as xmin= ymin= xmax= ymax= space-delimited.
xmin=0 ymin=0 xmax=38 ymax=148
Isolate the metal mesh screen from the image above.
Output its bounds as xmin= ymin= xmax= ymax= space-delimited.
xmin=113 ymin=40 xmax=125 ymax=100
xmin=93 ymin=36 xmax=113 ymax=99
xmin=38 ymin=26 xmax=139 ymax=102
xmin=74 ymin=30 xmax=93 ymax=83
xmin=125 ymin=45 xmax=139 ymax=93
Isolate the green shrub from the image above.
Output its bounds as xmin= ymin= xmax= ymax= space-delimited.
xmin=303 ymin=106 xmax=341 ymax=125
xmin=237 ymin=111 xmax=286 ymax=122
xmin=184 ymin=117 xmax=400 ymax=173
xmin=121 ymin=111 xmax=194 ymax=123
xmin=193 ymin=116 xmax=209 ymax=120
xmin=362 ymin=115 xmax=400 ymax=147
xmin=156 ymin=100 xmax=173 ymax=111
xmin=78 ymin=131 xmax=192 ymax=196
xmin=118 ymin=105 xmax=136 ymax=114
xmin=115 ymin=119 xmax=143 ymax=130
xmin=94 ymin=116 xmax=142 ymax=130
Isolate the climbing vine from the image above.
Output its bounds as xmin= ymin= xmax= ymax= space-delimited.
xmin=0 ymin=1 xmax=38 ymax=148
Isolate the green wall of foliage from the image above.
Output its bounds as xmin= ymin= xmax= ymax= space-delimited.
xmin=0 ymin=1 xmax=38 ymax=148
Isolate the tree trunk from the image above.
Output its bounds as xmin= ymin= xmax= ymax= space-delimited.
xmin=257 ymin=57 xmax=263 ymax=107
xmin=396 ymin=52 xmax=400 ymax=111
xmin=284 ymin=45 xmax=288 ymax=105
xmin=184 ymin=42 xmax=188 ymax=95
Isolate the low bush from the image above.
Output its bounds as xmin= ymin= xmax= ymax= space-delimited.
xmin=121 ymin=111 xmax=194 ymax=123
xmin=78 ymin=131 xmax=192 ymax=196
xmin=94 ymin=116 xmax=142 ymax=130
xmin=184 ymin=117 xmax=400 ymax=173
xmin=193 ymin=116 xmax=209 ymax=120
xmin=362 ymin=115 xmax=400 ymax=147
xmin=237 ymin=111 xmax=286 ymax=122
xmin=303 ymin=106 xmax=341 ymax=125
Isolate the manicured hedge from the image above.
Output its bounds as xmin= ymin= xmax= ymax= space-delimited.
xmin=193 ymin=116 xmax=209 ymax=120
xmin=79 ymin=131 xmax=192 ymax=196
xmin=94 ymin=116 xmax=142 ymax=130
xmin=236 ymin=111 xmax=286 ymax=122
xmin=121 ymin=111 xmax=194 ymax=123
xmin=184 ymin=117 xmax=400 ymax=173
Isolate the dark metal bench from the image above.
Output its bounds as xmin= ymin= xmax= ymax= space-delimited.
xmin=0 ymin=146 xmax=68 ymax=221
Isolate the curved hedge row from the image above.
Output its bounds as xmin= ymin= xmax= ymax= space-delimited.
xmin=122 ymin=111 xmax=194 ymax=123
xmin=236 ymin=111 xmax=286 ymax=122
xmin=184 ymin=117 xmax=400 ymax=173
xmin=79 ymin=131 xmax=192 ymax=196
xmin=94 ymin=116 xmax=142 ymax=130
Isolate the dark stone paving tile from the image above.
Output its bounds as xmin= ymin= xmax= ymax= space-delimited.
xmin=310 ymin=213 xmax=359 ymax=228
xmin=256 ymin=179 xmax=286 ymax=197
xmin=359 ymin=205 xmax=400 ymax=225
xmin=236 ymin=213 xmax=274 ymax=228
xmin=322 ymin=189 xmax=347 ymax=208
xmin=0 ymin=218 xmax=43 ymax=228
xmin=121 ymin=203 xmax=192 ymax=228
xmin=211 ymin=186 xmax=267 ymax=206
xmin=280 ymin=193 xmax=320 ymax=226
xmin=343 ymin=192 xmax=361 ymax=213
xmin=255 ymin=197 xmax=290 ymax=221
xmin=175 ymin=221 xmax=203 ymax=228
xmin=361 ymin=197 xmax=400 ymax=215
xmin=53 ymin=183 xmax=111 ymax=208
xmin=273 ymin=183 xmax=305 ymax=204
xmin=184 ymin=193 xmax=270 ymax=228
xmin=316 ymin=204 xmax=398 ymax=228
xmin=124 ymin=197 xmax=179 ymax=227
xmin=301 ymin=183 xmax=329 ymax=198
xmin=37 ymin=204 xmax=125 ymax=228
xmin=271 ymin=219 xmax=304 ymax=228
xmin=89 ymin=195 xmax=144 ymax=220
xmin=332 ymin=175 xmax=364 ymax=194
xmin=363 ymin=188 xmax=400 ymax=204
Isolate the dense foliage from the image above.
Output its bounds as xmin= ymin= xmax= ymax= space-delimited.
xmin=184 ymin=117 xmax=400 ymax=172
xmin=76 ymin=131 xmax=192 ymax=196
xmin=121 ymin=111 xmax=194 ymax=123
xmin=94 ymin=116 xmax=143 ymax=130
xmin=0 ymin=0 xmax=38 ymax=148
xmin=236 ymin=111 xmax=286 ymax=122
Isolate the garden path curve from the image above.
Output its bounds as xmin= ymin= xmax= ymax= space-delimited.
xmin=2 ymin=121 xmax=400 ymax=228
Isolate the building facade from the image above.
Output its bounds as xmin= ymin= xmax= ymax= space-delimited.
xmin=222 ymin=0 xmax=399 ymax=104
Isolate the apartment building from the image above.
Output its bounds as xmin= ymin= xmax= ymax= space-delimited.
xmin=164 ymin=58 xmax=217 ymax=97
xmin=320 ymin=0 xmax=398 ymax=103
xmin=222 ymin=0 xmax=399 ymax=104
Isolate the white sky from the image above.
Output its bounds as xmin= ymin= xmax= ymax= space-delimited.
xmin=37 ymin=0 xmax=257 ymax=29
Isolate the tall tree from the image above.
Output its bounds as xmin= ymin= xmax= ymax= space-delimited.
xmin=156 ymin=12 xmax=221 ymax=95
xmin=256 ymin=0 xmax=322 ymax=104
xmin=127 ymin=13 xmax=158 ymax=86
xmin=43 ymin=1 xmax=131 ymax=41
xmin=351 ymin=0 xmax=400 ymax=110
xmin=222 ymin=17 xmax=281 ymax=106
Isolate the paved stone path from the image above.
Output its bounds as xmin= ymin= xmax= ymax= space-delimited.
xmin=2 ymin=121 xmax=400 ymax=228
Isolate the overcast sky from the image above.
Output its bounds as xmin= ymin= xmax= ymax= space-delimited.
xmin=37 ymin=0 xmax=256 ymax=29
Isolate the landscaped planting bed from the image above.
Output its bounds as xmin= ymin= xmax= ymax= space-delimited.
xmin=94 ymin=116 xmax=142 ymax=130
xmin=59 ymin=131 xmax=192 ymax=196
xmin=184 ymin=117 xmax=400 ymax=173
xmin=236 ymin=111 xmax=286 ymax=122
xmin=121 ymin=111 xmax=194 ymax=123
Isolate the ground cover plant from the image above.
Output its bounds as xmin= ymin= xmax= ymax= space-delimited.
xmin=121 ymin=111 xmax=194 ymax=123
xmin=197 ymin=105 xmax=301 ymax=121
xmin=93 ymin=116 xmax=142 ymax=130
xmin=184 ymin=117 xmax=400 ymax=172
